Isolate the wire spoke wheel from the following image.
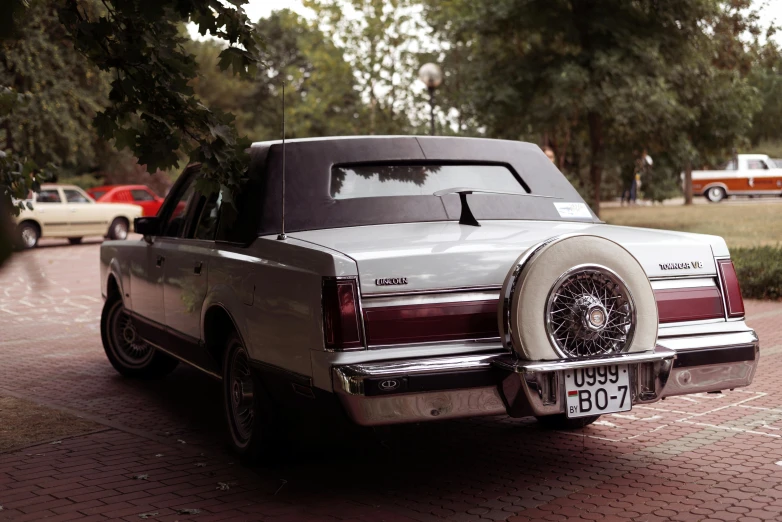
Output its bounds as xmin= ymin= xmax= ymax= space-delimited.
xmin=108 ymin=301 xmax=154 ymax=368
xmin=228 ymin=345 xmax=255 ymax=443
xmin=546 ymin=266 xmax=636 ymax=358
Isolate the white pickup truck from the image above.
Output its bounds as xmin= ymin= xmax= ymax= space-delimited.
xmin=693 ymin=154 xmax=782 ymax=202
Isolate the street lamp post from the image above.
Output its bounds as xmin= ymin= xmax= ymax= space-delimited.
xmin=418 ymin=63 xmax=442 ymax=136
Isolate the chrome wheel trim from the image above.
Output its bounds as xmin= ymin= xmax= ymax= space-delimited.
xmin=545 ymin=264 xmax=636 ymax=358
xmin=107 ymin=300 xmax=154 ymax=368
xmin=228 ymin=345 xmax=255 ymax=443
xmin=20 ymin=226 xmax=37 ymax=248
xmin=113 ymin=221 xmax=128 ymax=240
xmin=709 ymin=187 xmax=724 ymax=201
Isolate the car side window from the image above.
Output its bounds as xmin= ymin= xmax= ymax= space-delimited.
xmin=161 ymin=183 xmax=195 ymax=238
xmin=131 ymin=189 xmax=155 ymax=202
xmin=36 ymin=189 xmax=62 ymax=203
xmin=747 ymin=160 xmax=768 ymax=170
xmin=216 ymin=176 xmax=262 ymax=244
xmin=63 ymin=189 xmax=91 ymax=203
xmin=192 ymin=192 xmax=222 ymax=241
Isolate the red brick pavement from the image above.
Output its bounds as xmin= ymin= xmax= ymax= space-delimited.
xmin=2 ymin=241 xmax=782 ymax=521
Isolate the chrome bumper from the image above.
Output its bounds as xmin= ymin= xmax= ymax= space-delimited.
xmin=332 ymin=330 xmax=759 ymax=426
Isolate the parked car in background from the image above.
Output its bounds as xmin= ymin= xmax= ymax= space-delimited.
xmin=15 ymin=184 xmax=141 ymax=248
xmin=99 ymin=137 xmax=758 ymax=462
xmin=88 ymin=185 xmax=164 ymax=217
xmin=692 ymin=154 xmax=782 ymax=202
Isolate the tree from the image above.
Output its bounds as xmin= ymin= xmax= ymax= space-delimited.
xmin=421 ymin=0 xmax=764 ymax=214
xmin=1 ymin=0 xmax=106 ymax=174
xmin=748 ymin=39 xmax=782 ymax=148
xmin=189 ymin=9 xmax=366 ymax=141
xmin=305 ymin=0 xmax=422 ymax=135
xmin=0 ymin=0 xmax=262 ymax=262
xmin=674 ymin=0 xmax=767 ymax=204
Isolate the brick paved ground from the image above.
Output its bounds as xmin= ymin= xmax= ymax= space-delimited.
xmin=2 ymin=240 xmax=782 ymax=521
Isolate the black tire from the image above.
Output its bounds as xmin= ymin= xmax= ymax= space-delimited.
xmin=17 ymin=221 xmax=39 ymax=249
xmin=705 ymin=186 xmax=726 ymax=203
xmin=223 ymin=333 xmax=282 ymax=463
xmin=68 ymin=237 xmax=83 ymax=245
xmin=100 ymin=297 xmax=178 ymax=379
xmin=535 ymin=414 xmax=600 ymax=430
xmin=108 ymin=217 xmax=129 ymax=240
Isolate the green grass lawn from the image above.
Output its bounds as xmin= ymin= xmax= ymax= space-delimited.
xmin=601 ymin=201 xmax=782 ymax=249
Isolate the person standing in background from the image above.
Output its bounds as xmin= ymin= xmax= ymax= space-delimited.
xmin=543 ymin=146 xmax=556 ymax=164
xmin=622 ymin=150 xmax=652 ymax=205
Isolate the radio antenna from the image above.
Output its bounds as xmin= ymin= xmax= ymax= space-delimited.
xmin=277 ymin=80 xmax=287 ymax=241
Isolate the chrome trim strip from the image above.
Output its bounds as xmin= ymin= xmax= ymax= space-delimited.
xmin=650 ymin=277 xmax=716 ymax=290
xmin=656 ymin=330 xmax=758 ymax=352
xmin=368 ymin=336 xmax=501 ymax=350
xmin=362 ymin=285 xmax=502 ymax=298
xmin=659 ymin=318 xmax=724 ymax=329
xmin=648 ymin=274 xmax=718 ymax=281
xmin=142 ymin=339 xmax=221 ymax=380
xmin=335 ymin=353 xmax=498 ymax=395
xmin=493 ymin=347 xmax=675 ymax=374
xmin=657 ymin=319 xmax=751 ymax=338
xmin=501 ymin=238 xmax=557 ymax=353
xmin=361 ymin=290 xmax=500 ymax=308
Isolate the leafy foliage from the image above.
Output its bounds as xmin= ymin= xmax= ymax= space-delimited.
xmin=420 ymin=0 xmax=776 ymax=213
xmin=0 ymin=0 xmax=98 ymax=214
xmin=57 ymin=0 xmax=262 ymax=201
xmin=188 ymin=9 xmax=366 ymax=140
xmin=305 ymin=0 xmax=422 ymax=134
xmin=732 ymin=246 xmax=782 ymax=300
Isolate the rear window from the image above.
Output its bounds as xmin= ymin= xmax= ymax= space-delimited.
xmin=90 ymin=190 xmax=107 ymax=199
xmin=330 ymin=164 xmax=525 ymax=200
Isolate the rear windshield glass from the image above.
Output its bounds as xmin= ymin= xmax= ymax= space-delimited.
xmin=91 ymin=190 xmax=107 ymax=199
xmin=330 ymin=164 xmax=525 ymax=200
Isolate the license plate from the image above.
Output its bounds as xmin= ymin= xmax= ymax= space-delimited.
xmin=564 ymin=365 xmax=631 ymax=418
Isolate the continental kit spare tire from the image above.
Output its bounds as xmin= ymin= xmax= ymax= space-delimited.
xmin=499 ymin=235 xmax=658 ymax=361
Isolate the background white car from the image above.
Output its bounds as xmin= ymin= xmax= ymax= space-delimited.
xmin=14 ymin=184 xmax=141 ymax=248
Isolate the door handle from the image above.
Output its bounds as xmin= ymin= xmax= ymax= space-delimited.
xmin=194 ymin=261 xmax=203 ymax=275
xmin=156 ymin=255 xmax=164 ymax=268
xmin=70 ymin=208 xmax=77 ymax=213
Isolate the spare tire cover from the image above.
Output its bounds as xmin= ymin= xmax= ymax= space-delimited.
xmin=499 ymin=234 xmax=658 ymax=361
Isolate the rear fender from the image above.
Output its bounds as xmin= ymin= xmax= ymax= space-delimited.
xmin=201 ymin=284 xmax=251 ymax=355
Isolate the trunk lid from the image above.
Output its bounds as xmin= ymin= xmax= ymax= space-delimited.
xmin=290 ymin=221 xmax=725 ymax=294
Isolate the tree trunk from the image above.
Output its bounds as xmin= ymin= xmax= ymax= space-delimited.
xmin=684 ymin=160 xmax=693 ymax=205
xmin=587 ymin=111 xmax=603 ymax=218
xmin=4 ymin=119 xmax=12 ymax=152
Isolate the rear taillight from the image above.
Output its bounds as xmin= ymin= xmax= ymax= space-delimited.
xmin=717 ymin=259 xmax=745 ymax=318
xmin=363 ymin=301 xmax=498 ymax=346
xmin=654 ymin=287 xmax=724 ymax=323
xmin=322 ymin=278 xmax=364 ymax=350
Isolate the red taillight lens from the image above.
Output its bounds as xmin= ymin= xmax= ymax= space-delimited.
xmin=654 ymin=287 xmax=724 ymax=323
xmin=717 ymin=259 xmax=745 ymax=318
xmin=322 ymin=278 xmax=363 ymax=350
xmin=363 ymin=301 xmax=498 ymax=346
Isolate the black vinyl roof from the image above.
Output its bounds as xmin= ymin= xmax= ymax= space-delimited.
xmin=249 ymin=136 xmax=598 ymax=235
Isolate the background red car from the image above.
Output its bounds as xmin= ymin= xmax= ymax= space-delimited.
xmin=87 ymin=185 xmax=164 ymax=217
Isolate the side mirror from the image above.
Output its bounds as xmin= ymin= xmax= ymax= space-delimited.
xmin=134 ymin=217 xmax=160 ymax=238
xmin=25 ymin=201 xmax=33 ymax=211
